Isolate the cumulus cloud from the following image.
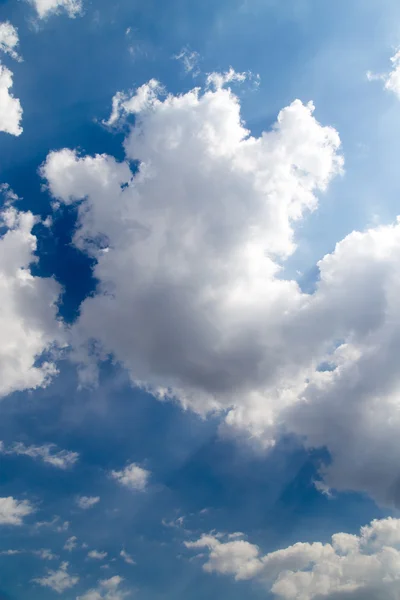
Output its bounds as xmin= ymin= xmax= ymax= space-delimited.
xmin=0 ymin=22 xmax=21 ymax=61
xmin=187 ymin=517 xmax=400 ymax=599
xmin=78 ymin=575 xmax=129 ymax=600
xmin=64 ymin=536 xmax=78 ymax=552
xmin=76 ymin=495 xmax=100 ymax=509
xmin=110 ymin=463 xmax=150 ymax=491
xmin=0 ymin=206 xmax=64 ymax=399
xmin=33 ymin=561 xmax=79 ymax=593
xmin=0 ymin=441 xmax=78 ymax=469
xmin=0 ymin=497 xmax=34 ymax=525
xmin=88 ymin=550 xmax=108 ymax=560
xmin=28 ymin=0 xmax=83 ymax=19
xmin=0 ymin=65 xmax=22 ymax=135
xmin=41 ymin=76 xmax=400 ymax=507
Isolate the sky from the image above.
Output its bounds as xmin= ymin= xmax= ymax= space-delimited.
xmin=2 ymin=0 xmax=400 ymax=598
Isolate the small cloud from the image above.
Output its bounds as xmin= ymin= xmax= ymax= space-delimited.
xmin=0 ymin=497 xmax=34 ymax=526
xmin=33 ymin=548 xmax=59 ymax=560
xmin=206 ymin=67 xmax=259 ymax=90
xmin=111 ymin=462 xmax=150 ymax=491
xmin=0 ymin=22 xmax=22 ymax=62
xmin=27 ymin=0 xmax=83 ymax=20
xmin=33 ymin=561 xmax=79 ymax=594
xmin=76 ymin=496 xmax=100 ymax=510
xmin=0 ymin=441 xmax=79 ymax=469
xmin=87 ymin=549 xmax=108 ymax=560
xmin=120 ymin=549 xmax=135 ymax=565
xmin=173 ymin=47 xmax=200 ymax=75
xmin=64 ymin=536 xmax=78 ymax=552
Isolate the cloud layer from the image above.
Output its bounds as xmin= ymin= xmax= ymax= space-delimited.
xmin=186 ymin=517 xmax=400 ymax=600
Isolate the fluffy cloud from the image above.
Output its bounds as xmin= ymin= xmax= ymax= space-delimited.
xmin=0 ymin=205 xmax=64 ymax=398
xmin=28 ymin=0 xmax=83 ymax=19
xmin=41 ymin=77 xmax=400 ymax=506
xmin=88 ymin=550 xmax=108 ymax=560
xmin=0 ymin=22 xmax=21 ymax=61
xmin=33 ymin=561 xmax=79 ymax=593
xmin=111 ymin=463 xmax=150 ymax=491
xmin=76 ymin=496 xmax=100 ymax=509
xmin=0 ymin=497 xmax=34 ymax=525
xmin=0 ymin=441 xmax=78 ymax=469
xmin=64 ymin=536 xmax=78 ymax=552
xmin=186 ymin=518 xmax=400 ymax=599
xmin=78 ymin=576 xmax=129 ymax=600
xmin=0 ymin=64 xmax=22 ymax=135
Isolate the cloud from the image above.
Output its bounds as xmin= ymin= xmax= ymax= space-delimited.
xmin=0 ymin=206 xmax=64 ymax=399
xmin=0 ymin=497 xmax=34 ymax=525
xmin=78 ymin=576 xmax=129 ymax=600
xmin=120 ymin=549 xmax=135 ymax=565
xmin=33 ymin=561 xmax=79 ymax=593
xmin=41 ymin=76 xmax=400 ymax=507
xmin=33 ymin=549 xmax=59 ymax=560
xmin=206 ymin=67 xmax=255 ymax=90
xmin=173 ymin=47 xmax=200 ymax=75
xmin=110 ymin=463 xmax=150 ymax=491
xmin=0 ymin=22 xmax=21 ymax=62
xmin=28 ymin=0 xmax=83 ymax=19
xmin=0 ymin=441 xmax=78 ymax=469
xmin=64 ymin=536 xmax=78 ymax=552
xmin=0 ymin=65 xmax=22 ymax=135
xmin=88 ymin=550 xmax=108 ymax=560
xmin=367 ymin=48 xmax=400 ymax=99
xmin=35 ymin=517 xmax=69 ymax=532
xmin=186 ymin=517 xmax=400 ymax=599
xmin=76 ymin=496 xmax=100 ymax=510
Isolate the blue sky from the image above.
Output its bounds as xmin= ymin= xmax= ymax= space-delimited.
xmin=1 ymin=0 xmax=400 ymax=599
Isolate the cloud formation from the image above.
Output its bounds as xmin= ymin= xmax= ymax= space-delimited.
xmin=0 ymin=206 xmax=64 ymax=398
xmin=0 ymin=497 xmax=34 ymax=525
xmin=111 ymin=463 xmax=150 ymax=491
xmin=186 ymin=517 xmax=400 ymax=599
xmin=33 ymin=561 xmax=79 ymax=593
xmin=78 ymin=576 xmax=129 ymax=600
xmin=0 ymin=65 xmax=22 ymax=135
xmin=28 ymin=0 xmax=83 ymax=19
xmin=76 ymin=496 xmax=100 ymax=510
xmin=0 ymin=441 xmax=78 ymax=469
xmin=0 ymin=22 xmax=21 ymax=61
xmin=41 ymin=77 xmax=400 ymax=507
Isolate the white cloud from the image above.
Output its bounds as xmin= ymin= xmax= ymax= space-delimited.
xmin=111 ymin=463 xmax=150 ymax=491
xmin=76 ymin=495 xmax=100 ymax=509
xmin=206 ymin=67 xmax=249 ymax=89
xmin=187 ymin=518 xmax=400 ymax=599
xmin=0 ymin=65 xmax=22 ymax=135
xmin=78 ymin=576 xmax=129 ymax=600
xmin=0 ymin=206 xmax=63 ymax=399
xmin=173 ymin=47 xmax=200 ymax=74
xmin=367 ymin=48 xmax=400 ymax=99
xmin=120 ymin=549 xmax=135 ymax=565
xmin=88 ymin=550 xmax=108 ymax=560
xmin=0 ymin=22 xmax=21 ymax=61
xmin=42 ymin=76 xmax=400 ymax=507
xmin=64 ymin=536 xmax=78 ymax=552
xmin=33 ymin=548 xmax=58 ymax=560
xmin=35 ymin=516 xmax=69 ymax=532
xmin=28 ymin=0 xmax=83 ymax=19
xmin=33 ymin=561 xmax=79 ymax=593
xmin=0 ymin=497 xmax=34 ymax=525
xmin=0 ymin=441 xmax=78 ymax=469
